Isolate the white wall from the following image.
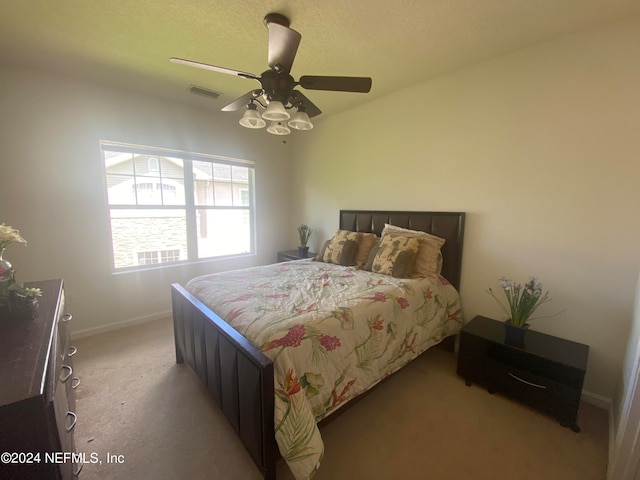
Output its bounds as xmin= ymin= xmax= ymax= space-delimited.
xmin=609 ymin=269 xmax=640 ymax=478
xmin=290 ymin=17 xmax=640 ymax=401
xmin=0 ymin=66 xmax=293 ymax=335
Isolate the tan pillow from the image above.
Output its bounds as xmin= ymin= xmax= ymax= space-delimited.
xmin=368 ymin=234 xmax=420 ymax=278
xmin=314 ymin=240 xmax=330 ymax=261
xmin=321 ymin=230 xmax=360 ymax=266
xmin=381 ymin=224 xmax=445 ymax=276
xmin=354 ymin=233 xmax=378 ymax=268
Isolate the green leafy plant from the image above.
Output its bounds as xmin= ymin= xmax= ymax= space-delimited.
xmin=297 ymin=224 xmax=312 ymax=247
xmin=487 ymin=276 xmax=552 ymax=327
xmin=0 ymin=223 xmax=41 ymax=310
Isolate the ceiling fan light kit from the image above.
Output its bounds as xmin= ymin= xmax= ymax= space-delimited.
xmin=288 ymin=110 xmax=313 ymax=130
xmin=266 ymin=121 xmax=291 ymax=136
xmin=171 ymin=12 xmax=372 ymax=136
xmin=238 ymin=103 xmax=267 ymax=129
xmin=261 ymin=100 xmax=290 ymax=121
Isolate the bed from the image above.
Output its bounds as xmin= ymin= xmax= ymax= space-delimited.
xmin=171 ymin=209 xmax=465 ymax=480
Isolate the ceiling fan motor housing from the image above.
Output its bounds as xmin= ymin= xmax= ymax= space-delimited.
xmin=263 ymin=13 xmax=291 ymax=29
xmin=260 ymin=69 xmax=296 ymax=105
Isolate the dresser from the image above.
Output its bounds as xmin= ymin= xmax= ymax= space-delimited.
xmin=0 ymin=279 xmax=81 ymax=479
xmin=456 ymin=315 xmax=589 ymax=432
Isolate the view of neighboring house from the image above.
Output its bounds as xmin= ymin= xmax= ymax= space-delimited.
xmin=104 ymin=149 xmax=252 ymax=269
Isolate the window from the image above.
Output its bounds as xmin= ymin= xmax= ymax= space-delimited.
xmin=136 ymin=249 xmax=181 ymax=265
xmin=102 ymin=141 xmax=255 ymax=271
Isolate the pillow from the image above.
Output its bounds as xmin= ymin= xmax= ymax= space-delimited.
xmin=354 ymin=233 xmax=378 ymax=268
xmin=381 ymin=224 xmax=445 ymax=276
xmin=314 ymin=240 xmax=330 ymax=261
xmin=366 ymin=234 xmax=421 ymax=278
xmin=321 ymin=230 xmax=360 ymax=266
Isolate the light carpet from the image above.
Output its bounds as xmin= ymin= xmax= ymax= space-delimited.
xmin=73 ymin=317 xmax=609 ymax=480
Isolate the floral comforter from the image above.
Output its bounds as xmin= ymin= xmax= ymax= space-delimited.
xmin=186 ymin=260 xmax=462 ymax=480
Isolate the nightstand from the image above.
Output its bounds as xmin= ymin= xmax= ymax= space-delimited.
xmin=456 ymin=315 xmax=589 ymax=432
xmin=277 ymin=249 xmax=316 ymax=262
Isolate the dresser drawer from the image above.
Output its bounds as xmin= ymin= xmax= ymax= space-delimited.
xmin=58 ymin=313 xmax=79 ymax=412
xmin=47 ymin=309 xmax=79 ymax=479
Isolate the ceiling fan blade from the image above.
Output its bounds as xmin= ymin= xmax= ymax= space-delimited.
xmin=221 ymin=90 xmax=263 ymax=112
xmin=299 ymin=75 xmax=372 ymax=93
xmin=170 ymin=57 xmax=258 ymax=80
xmin=290 ymin=91 xmax=322 ymax=118
xmin=267 ymin=23 xmax=301 ymax=73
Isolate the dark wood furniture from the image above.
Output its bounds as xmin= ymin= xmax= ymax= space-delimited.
xmin=172 ymin=210 xmax=465 ymax=479
xmin=456 ymin=315 xmax=589 ymax=432
xmin=0 ymin=279 xmax=81 ymax=479
xmin=277 ymin=249 xmax=316 ymax=262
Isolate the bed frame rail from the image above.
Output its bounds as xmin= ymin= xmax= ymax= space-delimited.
xmin=171 ymin=284 xmax=276 ymax=479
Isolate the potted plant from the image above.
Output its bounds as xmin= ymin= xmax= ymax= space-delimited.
xmin=487 ymin=276 xmax=553 ymax=346
xmin=297 ymin=224 xmax=312 ymax=258
xmin=0 ymin=223 xmax=42 ymax=320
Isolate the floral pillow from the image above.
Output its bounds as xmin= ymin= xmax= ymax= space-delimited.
xmin=381 ymin=224 xmax=445 ymax=276
xmin=321 ymin=230 xmax=360 ymax=266
xmin=366 ymin=234 xmax=421 ymax=277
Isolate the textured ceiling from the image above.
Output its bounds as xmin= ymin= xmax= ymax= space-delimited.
xmin=1 ymin=0 xmax=639 ymax=121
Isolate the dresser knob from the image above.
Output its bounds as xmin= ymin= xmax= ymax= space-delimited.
xmin=71 ymin=377 xmax=81 ymax=389
xmin=60 ymin=364 xmax=73 ymax=383
xmin=62 ymin=313 xmax=73 ymax=323
xmin=66 ymin=411 xmax=77 ymax=432
xmin=73 ymin=460 xmax=84 ymax=476
xmin=68 ymin=345 xmax=78 ymax=357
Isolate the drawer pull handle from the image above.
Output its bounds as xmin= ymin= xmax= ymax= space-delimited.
xmin=508 ymin=372 xmax=547 ymax=389
xmin=73 ymin=460 xmax=84 ymax=476
xmin=66 ymin=411 xmax=77 ymax=432
xmin=60 ymin=364 xmax=73 ymax=383
xmin=68 ymin=345 xmax=78 ymax=357
xmin=72 ymin=376 xmax=81 ymax=389
xmin=62 ymin=313 xmax=73 ymax=323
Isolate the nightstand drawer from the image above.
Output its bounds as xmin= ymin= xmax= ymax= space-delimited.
xmin=457 ymin=315 xmax=588 ymax=432
xmin=486 ymin=342 xmax=584 ymax=389
xmin=487 ymin=359 xmax=559 ymax=412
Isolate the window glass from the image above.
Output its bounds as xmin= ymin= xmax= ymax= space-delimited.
xmin=102 ymin=142 xmax=255 ymax=271
xmin=196 ymin=209 xmax=251 ymax=259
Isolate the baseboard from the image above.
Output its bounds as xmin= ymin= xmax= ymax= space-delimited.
xmin=581 ymin=388 xmax=614 ymax=479
xmin=70 ymin=310 xmax=172 ymax=340
xmin=607 ymin=407 xmax=616 ymax=480
xmin=582 ymin=389 xmax=613 ymax=411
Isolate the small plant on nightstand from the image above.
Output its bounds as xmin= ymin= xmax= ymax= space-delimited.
xmin=487 ymin=276 xmax=552 ymax=327
xmin=487 ymin=276 xmax=561 ymax=346
xmin=297 ymin=224 xmax=312 ymax=257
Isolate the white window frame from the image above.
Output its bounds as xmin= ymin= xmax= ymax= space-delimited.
xmin=101 ymin=140 xmax=256 ymax=272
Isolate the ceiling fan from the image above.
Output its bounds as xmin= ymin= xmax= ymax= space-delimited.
xmin=170 ymin=13 xmax=372 ymax=135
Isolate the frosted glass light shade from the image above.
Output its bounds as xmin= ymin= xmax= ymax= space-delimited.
xmin=288 ymin=110 xmax=313 ymax=130
xmin=262 ymin=100 xmax=290 ymax=121
xmin=239 ymin=106 xmax=266 ymax=129
xmin=266 ymin=121 xmax=291 ymax=135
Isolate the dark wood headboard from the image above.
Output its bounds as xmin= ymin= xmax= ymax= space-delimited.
xmin=339 ymin=210 xmax=465 ymax=291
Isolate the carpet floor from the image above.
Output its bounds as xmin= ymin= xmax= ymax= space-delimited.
xmin=73 ymin=317 xmax=609 ymax=480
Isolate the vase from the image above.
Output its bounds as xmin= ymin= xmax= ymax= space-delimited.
xmin=297 ymin=246 xmax=309 ymax=258
xmin=0 ymin=248 xmax=11 ymax=273
xmin=504 ymin=320 xmax=529 ymax=347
